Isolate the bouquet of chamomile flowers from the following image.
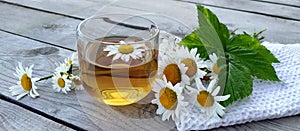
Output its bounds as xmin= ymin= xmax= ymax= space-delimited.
xmin=151 ymin=35 xmax=230 ymax=122
xmin=9 ymin=52 xmax=83 ymax=100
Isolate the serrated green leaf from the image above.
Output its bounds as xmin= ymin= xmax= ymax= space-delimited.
xmin=228 ymin=35 xmax=280 ymax=81
xmin=220 ymin=54 xmax=253 ymax=106
xmin=229 ymin=34 xmax=279 ymax=63
xmin=180 ymin=4 xmax=280 ymax=107
xmin=196 ymin=5 xmax=230 ymax=48
xmin=180 ymin=5 xmax=226 ymax=60
xmin=179 ymin=32 xmax=209 ymax=59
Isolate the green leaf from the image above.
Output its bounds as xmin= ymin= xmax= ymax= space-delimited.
xmin=221 ymin=45 xmax=279 ymax=106
xmin=180 ymin=4 xmax=280 ymax=107
xmin=230 ymin=34 xmax=279 ymax=63
xmin=220 ymin=52 xmax=253 ymax=106
xmin=196 ymin=5 xmax=230 ymax=48
xmin=179 ymin=32 xmax=209 ymax=59
xmin=228 ymin=35 xmax=280 ymax=81
xmin=180 ymin=5 xmax=228 ymax=60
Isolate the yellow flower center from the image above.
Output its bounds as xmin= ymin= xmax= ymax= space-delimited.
xmin=163 ymin=64 xmax=181 ymax=85
xmin=197 ymin=90 xmax=214 ymax=107
xmin=66 ymin=60 xmax=72 ymax=67
xmin=21 ymin=74 xmax=32 ymax=91
xmin=181 ymin=58 xmax=197 ymax=77
xmin=213 ymin=63 xmax=220 ymax=74
xmin=57 ymin=77 xmax=65 ymax=88
xmin=118 ymin=45 xmax=134 ymax=54
xmin=159 ymin=87 xmax=178 ymax=110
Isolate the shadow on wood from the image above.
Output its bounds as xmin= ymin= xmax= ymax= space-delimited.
xmin=75 ymin=90 xmax=175 ymax=130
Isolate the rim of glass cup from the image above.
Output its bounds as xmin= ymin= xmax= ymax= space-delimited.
xmin=76 ymin=14 xmax=160 ymax=44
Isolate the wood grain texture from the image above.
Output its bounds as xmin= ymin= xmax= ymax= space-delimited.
xmin=0 ymin=3 xmax=80 ymax=50
xmin=110 ymin=0 xmax=300 ymax=44
xmin=251 ymin=0 xmax=300 ymax=7
xmin=1 ymin=0 xmax=300 ymax=130
xmin=179 ymin=0 xmax=300 ymax=21
xmin=0 ymin=100 xmax=73 ymax=131
xmin=74 ymin=90 xmax=175 ymax=130
xmin=0 ymin=31 xmax=175 ymax=130
xmin=1 ymin=0 xmax=300 ymax=44
xmin=0 ymin=31 xmax=101 ymax=130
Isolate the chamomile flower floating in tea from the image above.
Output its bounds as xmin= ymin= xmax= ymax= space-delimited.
xmin=177 ymin=47 xmax=207 ymax=80
xmin=207 ymin=53 xmax=220 ymax=80
xmin=52 ymin=72 xmax=72 ymax=94
xmin=158 ymin=55 xmax=190 ymax=86
xmin=187 ymin=79 xmax=230 ymax=117
xmin=9 ymin=62 xmax=39 ymax=100
xmin=152 ymin=75 xmax=188 ymax=121
xmin=104 ymin=40 xmax=145 ymax=62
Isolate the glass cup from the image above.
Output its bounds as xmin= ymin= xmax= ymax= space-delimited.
xmin=76 ymin=14 xmax=159 ymax=106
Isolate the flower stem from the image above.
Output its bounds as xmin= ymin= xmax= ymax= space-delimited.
xmin=36 ymin=75 xmax=53 ymax=82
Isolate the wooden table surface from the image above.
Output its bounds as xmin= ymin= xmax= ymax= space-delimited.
xmin=1 ymin=0 xmax=300 ymax=130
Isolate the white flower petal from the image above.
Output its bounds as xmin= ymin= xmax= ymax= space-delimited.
xmin=16 ymin=92 xmax=28 ymax=100
xmin=124 ymin=55 xmax=130 ymax=62
xmin=162 ymin=110 xmax=172 ymax=121
xmin=32 ymin=87 xmax=40 ymax=96
xmin=211 ymin=86 xmax=221 ymax=96
xmin=11 ymin=88 xmax=24 ymax=95
xmin=13 ymin=73 xmax=19 ymax=78
xmin=214 ymin=95 xmax=230 ymax=102
xmin=156 ymin=106 xmax=165 ymax=114
xmin=107 ymin=50 xmax=118 ymax=56
xmin=27 ymin=64 xmax=34 ymax=77
xmin=62 ymin=89 xmax=68 ymax=94
xmin=195 ymin=78 xmax=206 ymax=91
xmin=9 ymin=85 xmax=19 ymax=90
xmin=113 ymin=53 xmax=122 ymax=61
xmin=216 ymin=106 xmax=225 ymax=116
xmin=207 ymin=79 xmax=217 ymax=93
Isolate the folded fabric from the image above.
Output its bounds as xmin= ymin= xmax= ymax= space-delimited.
xmin=176 ymin=42 xmax=300 ymax=130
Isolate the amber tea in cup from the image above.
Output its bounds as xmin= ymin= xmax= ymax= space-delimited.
xmin=76 ymin=14 xmax=159 ymax=106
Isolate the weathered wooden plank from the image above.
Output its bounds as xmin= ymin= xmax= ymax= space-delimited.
xmin=75 ymin=90 xmax=175 ymax=130
xmin=0 ymin=31 xmax=175 ymax=130
xmin=179 ymin=0 xmax=300 ymax=21
xmin=0 ymin=1 xmax=190 ymax=49
xmin=251 ymin=0 xmax=300 ymax=7
xmin=110 ymin=0 xmax=300 ymax=44
xmin=0 ymin=3 xmax=80 ymax=50
xmin=0 ymin=100 xmax=73 ymax=131
xmin=0 ymin=31 xmax=101 ymax=130
xmin=2 ymin=0 xmax=300 ymax=44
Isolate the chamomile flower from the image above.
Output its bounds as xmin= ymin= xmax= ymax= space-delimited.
xmin=187 ymin=78 xmax=230 ymax=117
xmin=52 ymin=72 xmax=72 ymax=94
xmin=207 ymin=53 xmax=220 ymax=80
xmin=65 ymin=52 xmax=78 ymax=68
xmin=103 ymin=40 xmax=145 ymax=62
xmin=151 ymin=75 xmax=188 ymax=121
xmin=70 ymin=75 xmax=83 ymax=90
xmin=177 ymin=47 xmax=207 ymax=79
xmin=55 ymin=63 xmax=69 ymax=74
xmin=158 ymin=55 xmax=190 ymax=86
xmin=159 ymin=37 xmax=180 ymax=58
xmin=9 ymin=62 xmax=39 ymax=100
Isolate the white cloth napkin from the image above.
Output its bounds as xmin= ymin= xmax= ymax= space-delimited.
xmin=175 ymin=42 xmax=300 ymax=130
